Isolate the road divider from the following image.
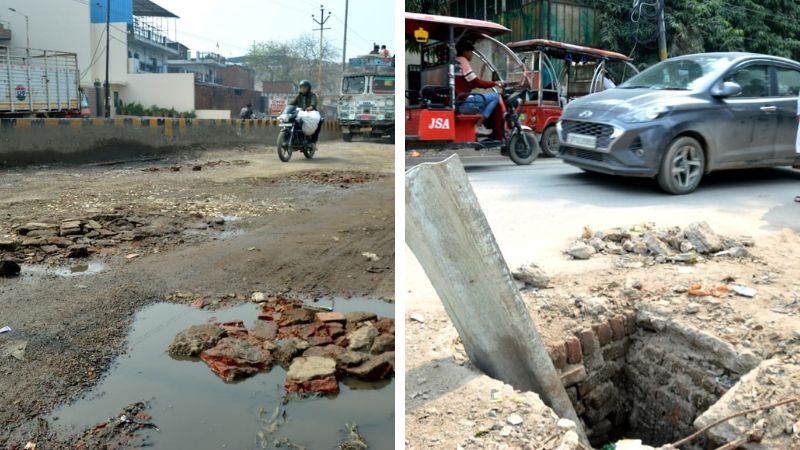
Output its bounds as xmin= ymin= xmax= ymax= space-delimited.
xmin=0 ymin=117 xmax=342 ymax=165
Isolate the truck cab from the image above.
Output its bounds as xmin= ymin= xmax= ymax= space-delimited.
xmin=338 ymin=54 xmax=395 ymax=141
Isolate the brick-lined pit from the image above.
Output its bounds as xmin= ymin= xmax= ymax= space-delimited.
xmin=547 ymin=310 xmax=760 ymax=448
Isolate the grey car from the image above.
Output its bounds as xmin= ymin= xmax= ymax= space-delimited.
xmin=556 ymin=52 xmax=800 ymax=194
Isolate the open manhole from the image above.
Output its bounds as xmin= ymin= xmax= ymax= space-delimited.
xmin=547 ymin=307 xmax=762 ymax=449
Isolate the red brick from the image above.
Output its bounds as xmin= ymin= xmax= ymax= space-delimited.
xmin=565 ymin=337 xmax=583 ymax=364
xmin=609 ymin=315 xmax=626 ymax=341
xmin=315 ymin=312 xmax=346 ymax=323
xmin=549 ymin=343 xmax=567 ymax=370
xmin=593 ymin=322 xmax=612 ymax=346
xmin=577 ymin=328 xmax=596 ymax=356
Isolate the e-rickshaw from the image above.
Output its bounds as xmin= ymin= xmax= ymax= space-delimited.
xmin=507 ymin=39 xmax=639 ymax=157
xmin=405 ymin=13 xmax=539 ymax=165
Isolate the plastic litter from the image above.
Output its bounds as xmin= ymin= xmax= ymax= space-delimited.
xmin=731 ymin=284 xmax=757 ymax=297
xmin=0 ymin=326 xmax=11 ymax=334
xmin=297 ymin=110 xmax=321 ymax=136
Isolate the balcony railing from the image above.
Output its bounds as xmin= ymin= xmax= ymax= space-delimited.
xmin=196 ymin=51 xmax=226 ymax=65
xmin=128 ymin=18 xmax=177 ymax=53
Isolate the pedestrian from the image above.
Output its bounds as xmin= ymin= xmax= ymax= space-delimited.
xmin=239 ymin=103 xmax=254 ymax=119
xmin=381 ymin=45 xmax=389 ymax=58
xmin=369 ymin=43 xmax=379 ymax=55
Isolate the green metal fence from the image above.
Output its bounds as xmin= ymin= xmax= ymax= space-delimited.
xmin=447 ymin=0 xmax=599 ymax=46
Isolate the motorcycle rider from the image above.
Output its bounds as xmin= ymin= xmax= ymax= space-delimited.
xmin=288 ymin=80 xmax=323 ymax=148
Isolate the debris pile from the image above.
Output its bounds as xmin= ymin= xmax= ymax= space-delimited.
xmin=566 ymin=222 xmax=753 ymax=264
xmin=168 ymin=295 xmax=395 ymax=394
xmin=282 ymin=170 xmax=384 ymax=185
xmin=0 ymin=212 xmax=230 ymax=265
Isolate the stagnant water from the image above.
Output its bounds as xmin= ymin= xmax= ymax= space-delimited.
xmin=49 ymin=299 xmax=394 ymax=449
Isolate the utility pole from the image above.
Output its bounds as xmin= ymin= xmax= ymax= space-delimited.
xmin=312 ymin=4 xmax=331 ymax=96
xmin=341 ymin=0 xmax=348 ymax=67
xmin=104 ymin=0 xmax=111 ymax=117
xmin=657 ymin=0 xmax=667 ymax=61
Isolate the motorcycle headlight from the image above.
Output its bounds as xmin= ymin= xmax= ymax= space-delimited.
xmin=278 ymin=113 xmax=289 ymax=122
xmin=622 ymin=105 xmax=672 ymax=123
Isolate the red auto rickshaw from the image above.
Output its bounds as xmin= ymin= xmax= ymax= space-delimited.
xmin=507 ymin=39 xmax=639 ymax=157
xmin=405 ymin=13 xmax=539 ymax=165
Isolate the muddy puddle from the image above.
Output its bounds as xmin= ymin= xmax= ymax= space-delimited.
xmin=20 ymin=261 xmax=108 ymax=278
xmin=49 ymin=299 xmax=394 ymax=449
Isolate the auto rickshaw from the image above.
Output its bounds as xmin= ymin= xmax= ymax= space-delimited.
xmin=507 ymin=39 xmax=639 ymax=157
xmin=405 ymin=13 xmax=539 ymax=165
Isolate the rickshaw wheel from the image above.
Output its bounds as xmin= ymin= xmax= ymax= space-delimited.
xmin=508 ymin=131 xmax=540 ymax=165
xmin=541 ymin=126 xmax=561 ymax=157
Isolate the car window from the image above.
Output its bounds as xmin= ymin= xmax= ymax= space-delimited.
xmin=775 ymin=67 xmax=800 ymax=97
xmin=725 ymin=65 xmax=770 ymax=97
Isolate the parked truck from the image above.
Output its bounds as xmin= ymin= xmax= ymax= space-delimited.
xmin=337 ymin=54 xmax=395 ymax=141
xmin=0 ymin=47 xmax=83 ymax=117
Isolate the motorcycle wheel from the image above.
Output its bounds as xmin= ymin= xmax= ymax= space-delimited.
xmin=342 ymin=133 xmax=353 ymax=142
xmin=303 ymin=144 xmax=316 ymax=159
xmin=508 ymin=131 xmax=540 ymax=165
xmin=277 ymin=130 xmax=292 ymax=162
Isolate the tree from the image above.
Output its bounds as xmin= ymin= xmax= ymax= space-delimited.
xmin=581 ymin=0 xmax=800 ymax=67
xmin=405 ymin=0 xmax=448 ymax=14
xmin=245 ymin=33 xmax=342 ymax=96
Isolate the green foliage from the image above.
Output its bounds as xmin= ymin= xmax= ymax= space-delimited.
xmin=118 ymin=102 xmax=194 ymax=118
xmin=581 ymin=0 xmax=800 ymax=67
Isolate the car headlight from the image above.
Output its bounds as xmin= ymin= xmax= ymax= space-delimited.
xmin=386 ymin=98 xmax=394 ymax=107
xmin=622 ymin=105 xmax=672 ymax=123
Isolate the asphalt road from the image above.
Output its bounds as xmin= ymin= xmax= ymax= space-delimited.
xmin=406 ymin=154 xmax=800 ymax=274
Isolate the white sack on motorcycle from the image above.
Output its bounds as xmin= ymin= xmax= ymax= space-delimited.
xmin=297 ymin=110 xmax=321 ymax=136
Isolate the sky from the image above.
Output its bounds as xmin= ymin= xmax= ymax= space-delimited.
xmin=154 ymin=0 xmax=395 ymax=62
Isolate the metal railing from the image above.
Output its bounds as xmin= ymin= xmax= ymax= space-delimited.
xmin=128 ymin=18 xmax=177 ymax=51
xmin=196 ymin=52 xmax=226 ymax=65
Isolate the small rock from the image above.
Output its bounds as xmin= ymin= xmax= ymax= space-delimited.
xmin=673 ymin=285 xmax=688 ymax=294
xmin=344 ymin=352 xmax=394 ymax=381
xmin=679 ymin=240 xmax=695 ymax=253
xmin=499 ymin=426 xmax=512 ymax=437
xmin=685 ymin=302 xmax=701 ymax=314
xmin=685 ymin=221 xmax=725 ymax=254
xmin=200 ymin=338 xmax=271 ymax=381
xmin=556 ymin=418 xmax=576 ymax=431
xmin=336 ymin=350 xmax=369 ymax=368
xmin=168 ymin=324 xmax=226 ymax=357
xmin=286 ymin=356 xmax=336 ymax=383
xmin=588 ymin=237 xmax=606 ymax=251
xmin=361 ymin=252 xmax=380 ymax=262
xmin=622 ymin=239 xmax=635 ymax=252
xmin=731 ymin=285 xmax=757 ymax=298
xmin=348 ymin=324 xmax=378 ymax=351
xmin=606 ymin=241 xmax=625 ymax=255
xmin=0 ymin=260 xmax=21 ymax=277
xmin=345 ymin=311 xmax=378 ymax=324
xmin=315 ymin=311 xmax=346 ymax=323
xmin=409 ymin=314 xmax=425 ymax=323
xmin=0 ymin=340 xmax=27 ymax=360
xmin=507 ymin=414 xmax=523 ymax=426
xmin=249 ymin=320 xmax=278 ymax=340
xmin=513 ymin=263 xmax=550 ymax=288
xmin=370 ymin=334 xmax=395 ymax=354
xmin=567 ymin=242 xmax=596 ymax=260
xmin=251 ymin=292 xmax=266 ymax=302
xmin=642 ymin=233 xmax=671 ymax=256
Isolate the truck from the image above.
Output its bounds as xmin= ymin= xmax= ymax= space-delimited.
xmin=337 ymin=54 xmax=395 ymax=141
xmin=0 ymin=47 xmax=83 ymax=117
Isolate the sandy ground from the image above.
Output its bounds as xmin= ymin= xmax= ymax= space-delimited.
xmin=0 ymin=141 xmax=394 ymax=447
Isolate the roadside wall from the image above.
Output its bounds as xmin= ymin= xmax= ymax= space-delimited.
xmin=0 ymin=117 xmax=342 ymax=165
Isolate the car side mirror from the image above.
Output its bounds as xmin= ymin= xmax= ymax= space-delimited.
xmin=712 ymin=81 xmax=742 ymax=98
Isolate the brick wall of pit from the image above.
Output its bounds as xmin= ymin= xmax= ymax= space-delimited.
xmin=547 ymin=312 xmax=752 ymax=448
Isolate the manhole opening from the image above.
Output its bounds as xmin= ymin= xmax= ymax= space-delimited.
xmin=551 ymin=311 xmax=756 ymax=449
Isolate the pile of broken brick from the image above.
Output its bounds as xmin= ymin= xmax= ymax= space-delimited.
xmin=566 ymin=221 xmax=754 ymax=263
xmin=168 ymin=295 xmax=395 ymax=395
xmin=0 ymin=213 xmax=227 ymax=267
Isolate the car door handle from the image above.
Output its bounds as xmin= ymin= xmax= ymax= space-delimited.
xmin=760 ymin=106 xmax=777 ymax=113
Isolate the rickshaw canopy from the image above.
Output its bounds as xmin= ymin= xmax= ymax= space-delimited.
xmin=405 ymin=12 xmax=511 ymax=40
xmin=508 ymin=39 xmax=632 ymax=62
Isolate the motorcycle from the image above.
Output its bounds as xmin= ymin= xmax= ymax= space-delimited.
xmin=276 ymin=105 xmax=318 ymax=162
xmin=499 ymin=87 xmax=538 ymax=165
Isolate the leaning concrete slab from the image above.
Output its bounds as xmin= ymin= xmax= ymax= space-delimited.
xmin=405 ymin=154 xmax=588 ymax=445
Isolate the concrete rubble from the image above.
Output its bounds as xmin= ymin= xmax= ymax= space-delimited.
xmin=167 ymin=294 xmax=395 ymax=394
xmin=567 ymin=222 xmax=753 ymax=264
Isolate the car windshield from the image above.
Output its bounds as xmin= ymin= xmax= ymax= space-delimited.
xmin=342 ymin=76 xmax=366 ymax=94
xmin=619 ymin=55 xmax=736 ymax=90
